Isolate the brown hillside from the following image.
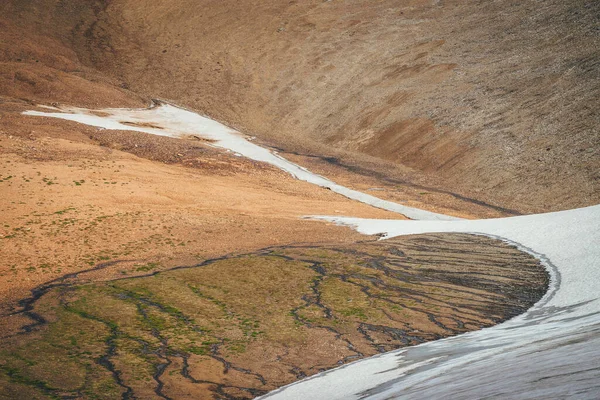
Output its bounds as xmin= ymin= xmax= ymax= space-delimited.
xmin=2 ymin=0 xmax=599 ymax=212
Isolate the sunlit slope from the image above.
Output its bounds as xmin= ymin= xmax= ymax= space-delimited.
xmin=0 ymin=0 xmax=145 ymax=108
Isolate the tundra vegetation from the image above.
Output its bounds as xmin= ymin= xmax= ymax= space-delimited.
xmin=1 ymin=234 xmax=547 ymax=399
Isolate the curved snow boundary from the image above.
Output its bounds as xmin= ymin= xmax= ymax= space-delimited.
xmin=22 ymin=103 xmax=457 ymax=221
xmin=260 ymin=205 xmax=600 ymax=399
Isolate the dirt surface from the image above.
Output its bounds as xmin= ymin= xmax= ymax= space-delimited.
xmin=0 ymin=9 xmax=144 ymax=109
xmin=3 ymin=0 xmax=596 ymax=213
xmin=0 ymin=234 xmax=548 ymax=399
xmin=277 ymin=149 xmax=520 ymax=219
xmin=0 ymin=1 xmax=594 ymax=398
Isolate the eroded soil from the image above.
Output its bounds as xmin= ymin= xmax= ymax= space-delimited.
xmin=2 ymin=0 xmax=598 ymax=213
xmin=0 ymin=101 xmax=548 ymax=399
xmin=0 ymin=1 xmax=591 ymax=399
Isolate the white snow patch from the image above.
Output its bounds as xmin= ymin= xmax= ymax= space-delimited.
xmin=261 ymin=205 xmax=600 ymax=399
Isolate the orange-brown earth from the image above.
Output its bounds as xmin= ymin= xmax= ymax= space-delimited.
xmin=0 ymin=104 xmax=549 ymax=399
xmin=0 ymin=102 xmax=403 ymax=318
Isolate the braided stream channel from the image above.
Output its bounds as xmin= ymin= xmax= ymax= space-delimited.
xmin=0 ymin=233 xmax=548 ymax=399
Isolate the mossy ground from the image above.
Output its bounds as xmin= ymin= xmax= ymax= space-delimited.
xmin=0 ymin=234 xmax=548 ymax=399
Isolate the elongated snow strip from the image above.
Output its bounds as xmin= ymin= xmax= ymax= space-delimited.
xmin=23 ymin=103 xmax=458 ymax=221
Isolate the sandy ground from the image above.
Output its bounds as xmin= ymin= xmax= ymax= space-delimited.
xmin=278 ymin=150 xmax=516 ymax=219
xmin=22 ymin=0 xmax=597 ymax=213
xmin=0 ymin=1 xmax=597 ymax=397
xmin=3 ymin=94 xmax=508 ymax=317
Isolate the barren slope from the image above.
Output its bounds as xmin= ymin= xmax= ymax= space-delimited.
xmin=5 ymin=0 xmax=596 ymax=213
